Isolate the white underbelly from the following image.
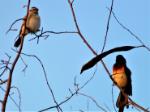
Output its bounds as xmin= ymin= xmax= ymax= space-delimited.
xmin=28 ymin=16 xmax=40 ymax=32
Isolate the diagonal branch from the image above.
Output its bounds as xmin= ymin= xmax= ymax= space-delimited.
xmin=11 ymin=86 xmax=22 ymax=112
xmin=6 ymin=18 xmax=23 ymax=34
xmin=11 ymin=49 xmax=62 ymax=112
xmin=0 ymin=54 xmax=11 ymax=77
xmin=101 ymin=0 xmax=114 ymax=53
xmin=108 ymin=8 xmax=150 ymax=52
xmin=111 ymin=85 xmax=117 ymax=112
xmin=1 ymin=0 xmax=31 ymax=111
xmin=78 ymin=92 xmax=107 ymax=112
xmin=0 ymin=79 xmax=8 ymax=85
xmin=2 ymin=22 xmax=24 ymax=112
xmin=39 ymin=66 xmax=97 ymax=112
xmin=128 ymin=98 xmax=150 ymax=112
xmin=68 ymin=0 xmax=111 ymax=76
xmin=0 ymin=87 xmax=21 ymax=112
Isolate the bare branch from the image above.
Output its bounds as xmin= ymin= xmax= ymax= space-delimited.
xmin=0 ymin=54 xmax=11 ymax=77
xmin=68 ymin=0 xmax=111 ymax=80
xmin=101 ymin=0 xmax=114 ymax=53
xmin=0 ymin=79 xmax=8 ymax=85
xmin=38 ymin=66 xmax=97 ymax=112
xmin=6 ymin=18 xmax=23 ymax=34
xmin=108 ymin=8 xmax=150 ymax=52
xmin=111 ymin=85 xmax=117 ymax=112
xmin=0 ymin=87 xmax=21 ymax=111
xmin=78 ymin=92 xmax=108 ymax=112
xmin=68 ymin=0 xmax=75 ymax=5
xmin=11 ymin=86 xmax=22 ymax=112
xmin=29 ymin=29 xmax=78 ymax=42
xmin=12 ymin=49 xmax=62 ymax=112
xmin=68 ymin=0 xmax=96 ymax=55
xmin=20 ymin=56 xmax=28 ymax=73
xmin=128 ymin=97 xmax=150 ymax=112
xmin=1 ymin=0 xmax=31 ymax=111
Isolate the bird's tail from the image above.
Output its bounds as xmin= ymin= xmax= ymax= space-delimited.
xmin=116 ymin=92 xmax=128 ymax=112
xmin=118 ymin=107 xmax=124 ymax=112
xmin=14 ymin=37 xmax=21 ymax=47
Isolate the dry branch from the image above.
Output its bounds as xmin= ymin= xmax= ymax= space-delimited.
xmin=1 ymin=0 xmax=31 ymax=111
xmin=78 ymin=92 xmax=107 ymax=112
xmin=39 ymin=67 xmax=97 ymax=112
xmin=11 ymin=49 xmax=62 ymax=112
xmin=101 ymin=0 xmax=114 ymax=53
xmin=0 ymin=86 xmax=21 ymax=112
xmin=6 ymin=18 xmax=23 ymax=34
xmin=29 ymin=29 xmax=78 ymax=44
xmin=108 ymin=8 xmax=150 ymax=52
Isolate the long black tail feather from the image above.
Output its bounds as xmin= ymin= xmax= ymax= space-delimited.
xmin=14 ymin=38 xmax=21 ymax=47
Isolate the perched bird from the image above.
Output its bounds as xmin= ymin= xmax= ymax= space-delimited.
xmin=112 ymin=55 xmax=132 ymax=112
xmin=14 ymin=7 xmax=41 ymax=47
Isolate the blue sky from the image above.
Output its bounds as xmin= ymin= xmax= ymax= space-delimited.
xmin=0 ymin=0 xmax=150 ymax=111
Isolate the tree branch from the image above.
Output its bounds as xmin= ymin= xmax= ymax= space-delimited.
xmin=12 ymin=49 xmax=62 ymax=112
xmin=39 ymin=66 xmax=97 ymax=112
xmin=101 ymin=0 xmax=114 ymax=53
xmin=29 ymin=29 xmax=78 ymax=43
xmin=78 ymin=92 xmax=108 ymax=112
xmin=108 ymin=8 xmax=150 ymax=52
xmin=6 ymin=18 xmax=23 ymax=34
xmin=1 ymin=0 xmax=31 ymax=111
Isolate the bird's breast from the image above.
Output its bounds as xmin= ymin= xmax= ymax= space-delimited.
xmin=27 ymin=15 xmax=40 ymax=32
xmin=112 ymin=67 xmax=127 ymax=88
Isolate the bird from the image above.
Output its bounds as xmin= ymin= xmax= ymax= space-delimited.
xmin=14 ymin=7 xmax=41 ymax=47
xmin=112 ymin=55 xmax=132 ymax=112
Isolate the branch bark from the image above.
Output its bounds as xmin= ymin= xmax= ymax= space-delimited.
xmin=1 ymin=0 xmax=31 ymax=111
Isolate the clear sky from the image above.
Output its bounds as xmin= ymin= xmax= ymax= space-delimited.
xmin=0 ymin=0 xmax=150 ymax=111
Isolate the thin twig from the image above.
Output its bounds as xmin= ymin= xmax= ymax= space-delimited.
xmin=101 ymin=0 xmax=114 ymax=53
xmin=0 ymin=87 xmax=21 ymax=111
xmin=68 ymin=0 xmax=96 ymax=55
xmin=29 ymin=30 xmax=78 ymax=41
xmin=0 ymin=66 xmax=10 ymax=77
xmin=11 ymin=86 xmax=22 ymax=112
xmin=12 ymin=49 xmax=62 ymax=112
xmin=6 ymin=18 xmax=23 ymax=34
xmin=0 ymin=79 xmax=8 ymax=85
xmin=128 ymin=97 xmax=150 ymax=112
xmin=78 ymin=92 xmax=107 ymax=112
xmin=111 ymin=85 xmax=117 ymax=112
xmin=39 ymin=66 xmax=97 ymax=112
xmin=108 ymin=8 xmax=150 ymax=52
xmin=20 ymin=56 xmax=28 ymax=73
xmin=0 ymin=54 xmax=11 ymax=77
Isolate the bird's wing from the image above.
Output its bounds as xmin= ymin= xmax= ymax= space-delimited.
xmin=125 ymin=66 xmax=132 ymax=96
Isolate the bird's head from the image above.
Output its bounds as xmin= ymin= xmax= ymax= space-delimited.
xmin=30 ymin=7 xmax=39 ymax=14
xmin=116 ymin=55 xmax=126 ymax=65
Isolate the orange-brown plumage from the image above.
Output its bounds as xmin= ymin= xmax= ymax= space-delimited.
xmin=112 ymin=55 xmax=132 ymax=112
xmin=113 ymin=66 xmax=127 ymax=88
